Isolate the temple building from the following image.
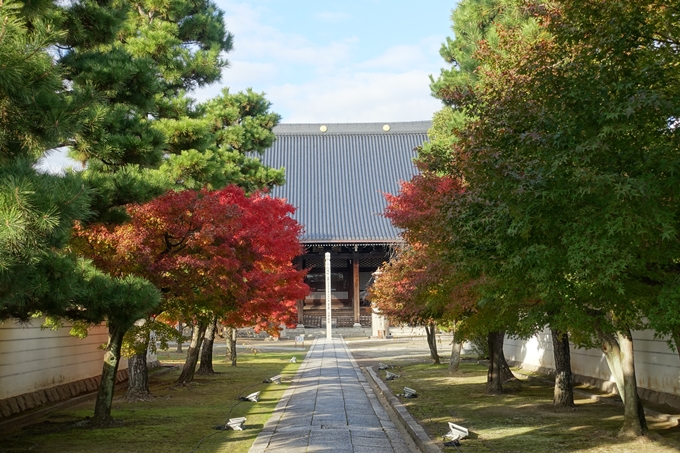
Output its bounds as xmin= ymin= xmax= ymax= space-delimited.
xmin=260 ymin=121 xmax=430 ymax=328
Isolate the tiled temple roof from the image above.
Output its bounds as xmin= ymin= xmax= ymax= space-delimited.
xmin=260 ymin=121 xmax=430 ymax=245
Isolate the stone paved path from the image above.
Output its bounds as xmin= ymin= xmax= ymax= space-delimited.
xmin=249 ymin=337 xmax=413 ymax=453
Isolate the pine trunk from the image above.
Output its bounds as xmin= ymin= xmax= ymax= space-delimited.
xmin=550 ymin=328 xmax=574 ymax=407
xmin=486 ymin=331 xmax=503 ymax=394
xmin=448 ymin=327 xmax=462 ymax=374
xmin=176 ymin=320 xmax=208 ymax=384
xmin=197 ymin=317 xmax=217 ymax=375
xmin=425 ymin=322 xmax=440 ymax=364
xmin=92 ymin=322 xmax=127 ymax=426
xmin=599 ymin=328 xmax=647 ymax=437
xmin=226 ymin=326 xmax=237 ymax=366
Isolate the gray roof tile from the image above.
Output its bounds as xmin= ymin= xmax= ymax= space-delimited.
xmin=261 ymin=122 xmax=430 ymax=244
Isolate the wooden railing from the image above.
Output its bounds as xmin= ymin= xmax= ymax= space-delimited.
xmin=302 ymin=315 xmax=371 ymax=327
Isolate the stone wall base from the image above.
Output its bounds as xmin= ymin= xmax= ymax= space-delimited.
xmin=507 ymin=360 xmax=680 ymax=410
xmin=0 ymin=369 xmax=127 ymax=419
xmin=0 ymin=361 xmax=161 ymax=419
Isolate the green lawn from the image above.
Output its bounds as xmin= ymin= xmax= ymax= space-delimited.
xmin=380 ymin=361 xmax=680 ymax=453
xmin=0 ymin=348 xmax=307 ymax=453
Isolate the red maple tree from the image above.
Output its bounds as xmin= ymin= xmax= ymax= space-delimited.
xmin=74 ymin=185 xmax=309 ymax=382
xmin=384 ymin=171 xmax=464 ymax=246
xmin=380 ymin=147 xmax=521 ymax=386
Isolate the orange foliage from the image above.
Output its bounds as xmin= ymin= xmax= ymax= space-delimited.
xmin=73 ymin=186 xmax=309 ymax=333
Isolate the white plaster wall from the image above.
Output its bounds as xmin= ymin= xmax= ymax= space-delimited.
xmin=504 ymin=328 xmax=680 ymax=396
xmin=389 ymin=325 xmax=428 ymax=336
xmin=630 ymin=329 xmax=680 ymax=395
xmin=0 ymin=319 xmax=128 ymax=400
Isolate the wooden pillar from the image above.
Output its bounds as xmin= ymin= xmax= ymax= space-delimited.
xmin=297 ymin=299 xmax=304 ymax=325
xmin=353 ymin=257 xmax=361 ymax=326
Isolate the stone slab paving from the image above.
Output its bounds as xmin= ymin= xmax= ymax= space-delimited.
xmin=249 ymin=337 xmax=413 ymax=453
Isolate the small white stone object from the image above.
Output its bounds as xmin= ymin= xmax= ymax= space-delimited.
xmin=443 ymin=422 xmax=469 ymax=442
xmin=385 ymin=371 xmax=399 ymax=381
xmin=265 ymin=374 xmax=282 ymax=384
xmin=227 ymin=417 xmax=247 ymax=430
xmin=290 ymin=356 xmax=297 ymax=363
xmin=403 ymin=387 xmax=417 ymax=398
xmin=240 ymin=391 xmax=260 ymax=402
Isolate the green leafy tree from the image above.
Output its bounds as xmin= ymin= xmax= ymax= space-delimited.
xmin=381 ymin=168 xmax=520 ymax=391
xmin=423 ymin=0 xmax=583 ymax=406
xmin=435 ymin=0 xmax=680 ymax=436
xmin=404 ymin=0 xmax=541 ymax=394
xmin=61 ymin=0 xmax=234 ymax=220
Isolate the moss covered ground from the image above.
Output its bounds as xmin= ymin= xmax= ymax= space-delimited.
xmin=353 ymin=339 xmax=680 ymax=453
xmin=0 ymin=345 xmax=307 ymax=453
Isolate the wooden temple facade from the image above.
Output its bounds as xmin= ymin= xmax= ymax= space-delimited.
xmin=261 ymin=121 xmax=430 ymax=327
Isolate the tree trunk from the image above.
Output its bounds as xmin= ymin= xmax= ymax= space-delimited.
xmin=125 ymin=326 xmax=152 ymax=401
xmin=197 ymin=317 xmax=217 ymax=375
xmin=550 ymin=328 xmax=574 ymax=407
xmin=176 ymin=320 xmax=183 ymax=353
xmin=425 ymin=322 xmax=440 ymax=364
xmin=176 ymin=320 xmax=208 ymax=384
xmin=448 ymin=326 xmax=462 ymax=374
xmin=599 ymin=328 xmax=647 ymax=437
xmin=92 ymin=322 xmax=127 ymax=426
xmin=496 ymin=331 xmax=515 ymax=381
xmin=486 ymin=331 xmax=503 ymax=394
xmin=226 ymin=326 xmax=237 ymax=366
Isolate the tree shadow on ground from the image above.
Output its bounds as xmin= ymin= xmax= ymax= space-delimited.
xmin=379 ymin=361 xmax=680 ymax=453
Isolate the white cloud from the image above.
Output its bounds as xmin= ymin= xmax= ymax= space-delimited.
xmin=220 ymin=2 xmax=271 ymax=37
xmin=232 ymin=32 xmax=355 ymax=68
xmin=198 ymin=1 xmax=447 ymax=122
xmin=269 ymin=71 xmax=442 ymax=123
xmin=220 ymin=60 xmax=279 ymax=87
xmin=360 ymin=44 xmax=429 ymax=71
xmin=221 ymin=2 xmax=355 ymax=69
xmin=194 ymin=59 xmax=279 ymax=102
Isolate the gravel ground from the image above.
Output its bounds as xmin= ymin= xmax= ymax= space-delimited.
xmin=344 ymin=337 xmax=446 ymax=369
xmin=180 ymin=334 xmax=456 ymax=367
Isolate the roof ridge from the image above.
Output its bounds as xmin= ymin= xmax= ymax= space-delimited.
xmin=273 ymin=121 xmax=432 ymax=135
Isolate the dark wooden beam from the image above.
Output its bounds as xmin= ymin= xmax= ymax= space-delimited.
xmin=353 ymin=257 xmax=360 ymax=325
xmin=299 ymin=252 xmax=388 ymax=260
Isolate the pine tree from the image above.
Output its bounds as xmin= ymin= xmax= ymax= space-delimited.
xmin=0 ymin=0 xmax=96 ymax=318
xmin=0 ymin=4 xmax=162 ymax=426
xmin=2 ymin=0 xmax=286 ymax=425
xmin=55 ymin=0 xmax=285 ymax=422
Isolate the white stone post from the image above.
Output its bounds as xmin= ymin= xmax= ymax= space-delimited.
xmin=325 ymin=252 xmax=332 ymax=340
xmin=370 ymin=270 xmax=389 ymax=338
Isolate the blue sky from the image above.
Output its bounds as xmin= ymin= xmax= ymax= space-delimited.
xmin=39 ymin=1 xmax=456 ymax=172
xmin=196 ymin=0 xmax=456 ymax=122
